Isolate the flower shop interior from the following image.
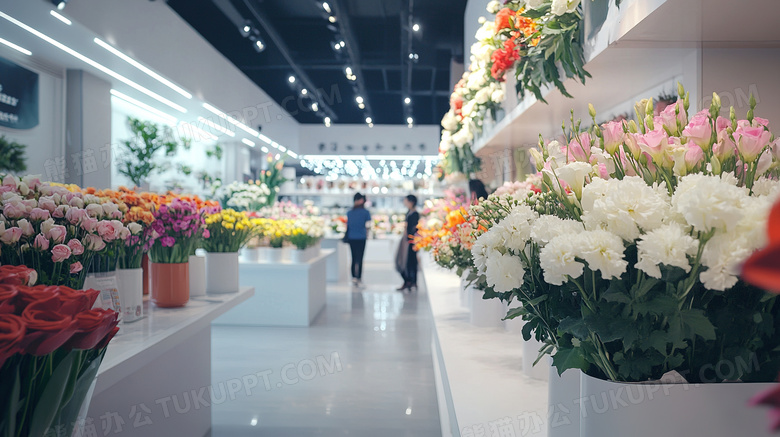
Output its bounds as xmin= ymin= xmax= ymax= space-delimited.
xmin=2 ymin=0 xmax=780 ymax=436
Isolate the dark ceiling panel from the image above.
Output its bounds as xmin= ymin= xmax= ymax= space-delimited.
xmin=167 ymin=0 xmax=467 ymax=125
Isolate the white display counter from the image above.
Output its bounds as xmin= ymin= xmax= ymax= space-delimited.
xmin=213 ymin=249 xmax=334 ymax=327
xmin=365 ymin=236 xmax=401 ymax=263
xmin=322 ymin=238 xmax=349 ymax=282
xmin=88 ymin=287 xmax=254 ymax=437
xmin=421 ymin=254 xmax=549 ymax=437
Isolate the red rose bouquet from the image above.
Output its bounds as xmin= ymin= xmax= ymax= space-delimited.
xmin=0 ymin=265 xmax=120 ymax=437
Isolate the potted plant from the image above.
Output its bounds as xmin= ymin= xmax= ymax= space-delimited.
xmin=203 ymin=209 xmax=256 ymax=294
xmin=266 ymin=219 xmax=292 ymax=263
xmin=117 ymin=117 xmax=188 ymax=189
xmin=0 ymin=136 xmax=27 ymax=174
xmin=148 ymin=198 xmax=206 ymax=307
xmin=116 ymin=206 xmax=155 ymax=322
xmin=288 ymin=217 xmax=324 ymax=263
xmin=466 ymin=85 xmax=780 ymax=436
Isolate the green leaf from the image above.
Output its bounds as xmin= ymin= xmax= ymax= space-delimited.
xmin=558 ymin=316 xmax=589 ymax=339
xmin=680 ymin=309 xmax=717 ymax=341
xmin=29 ymin=353 xmax=75 ymax=437
xmin=551 ymin=346 xmax=589 ymax=375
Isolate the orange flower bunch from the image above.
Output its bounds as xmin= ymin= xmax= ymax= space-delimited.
xmin=495 ymin=7 xmax=540 ymax=47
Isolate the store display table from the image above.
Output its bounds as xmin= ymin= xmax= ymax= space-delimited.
xmin=322 ymin=238 xmax=349 ymax=282
xmin=213 ymin=249 xmax=334 ymax=327
xmin=365 ymin=236 xmax=401 ymax=262
xmin=87 ymin=287 xmax=255 ymax=437
xmin=421 ymin=254 xmax=548 ymax=437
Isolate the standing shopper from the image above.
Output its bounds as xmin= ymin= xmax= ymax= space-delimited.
xmin=396 ymin=195 xmax=420 ymax=292
xmin=346 ymin=193 xmax=371 ymax=286
xmin=469 ymin=179 xmax=489 ymax=205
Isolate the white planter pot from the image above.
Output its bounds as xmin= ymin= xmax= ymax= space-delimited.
xmin=206 ymin=252 xmax=240 ymax=294
xmin=267 ymin=247 xmax=287 ymax=263
xmin=469 ymin=285 xmax=505 ymax=328
xmin=290 ymin=246 xmax=319 ymax=263
xmin=256 ymin=247 xmax=271 ymax=263
xmin=115 ymin=268 xmax=143 ymax=323
xmin=548 ymin=364 xmax=580 ymax=437
xmin=240 ymin=247 xmax=261 ymax=263
xmin=522 ymin=336 xmax=550 ymax=381
xmin=188 ymin=255 xmax=207 ymax=297
xmin=580 ymin=372 xmax=775 ymax=437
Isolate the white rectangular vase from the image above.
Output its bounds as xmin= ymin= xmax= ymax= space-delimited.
xmin=240 ymin=247 xmax=261 ymax=263
xmin=522 ymin=336 xmax=550 ymax=381
xmin=115 ymin=268 xmax=143 ymax=323
xmin=468 ymin=284 xmax=505 ymax=328
xmin=189 ymin=254 xmax=207 ymax=297
xmin=580 ymin=372 xmax=775 ymax=437
xmin=206 ymin=252 xmax=240 ymax=294
xmin=290 ymin=246 xmax=319 ymax=263
xmin=548 ymin=364 xmax=580 ymax=437
xmin=268 ymin=247 xmax=287 ymax=263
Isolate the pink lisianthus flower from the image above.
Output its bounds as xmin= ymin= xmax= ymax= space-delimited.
xmin=0 ymin=227 xmax=23 ymax=244
xmin=33 ymin=233 xmax=50 ymax=251
xmin=51 ymin=244 xmax=72 ymax=263
xmin=733 ymin=125 xmax=771 ymax=163
xmin=67 ymin=238 xmax=85 ymax=256
xmin=69 ymin=261 xmax=83 ymax=274
xmin=29 ymin=208 xmax=51 ymax=221
xmin=601 ymin=120 xmax=625 ymax=154
xmin=682 ymin=110 xmax=713 ymax=150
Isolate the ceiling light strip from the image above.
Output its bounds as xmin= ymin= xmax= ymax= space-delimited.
xmin=49 ymin=10 xmax=71 ymax=25
xmin=197 ymin=116 xmax=236 ymax=137
xmin=202 ymin=103 xmax=259 ymax=136
xmin=0 ymin=37 xmax=31 ymax=56
xmin=0 ymin=11 xmax=187 ymax=113
xmin=110 ymin=89 xmax=178 ymax=125
xmin=94 ymin=38 xmax=192 ymax=99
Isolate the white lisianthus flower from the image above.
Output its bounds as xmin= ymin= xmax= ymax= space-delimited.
xmin=540 ymin=235 xmax=584 ymax=285
xmin=467 ymin=71 xmax=487 ymax=91
xmin=441 ymin=110 xmax=459 ymax=131
xmin=526 ymin=0 xmax=546 ymax=9
xmin=576 ymin=230 xmax=628 ymax=280
xmin=474 ymin=87 xmax=491 ymax=104
xmin=487 ymin=0 xmax=501 ymax=14
xmin=494 ymin=204 xmax=538 ymax=253
xmin=700 ymin=234 xmax=753 ymax=291
xmin=491 ymin=87 xmax=506 ymax=104
xmin=551 ymin=161 xmax=592 ymax=199
xmin=471 ymin=228 xmax=502 ymax=274
xmin=127 ymin=222 xmax=144 ymax=235
xmin=439 ymin=131 xmax=454 ymax=153
xmin=635 ymin=223 xmax=698 ymax=279
xmin=461 ymin=100 xmax=477 ymax=118
xmin=530 ymin=215 xmax=584 ymax=246
xmin=752 ymin=177 xmax=780 ymax=198
xmin=451 ymin=128 xmax=472 ymax=148
xmin=733 ymin=195 xmax=774 ymax=252
xmin=671 ymin=173 xmax=749 ymax=233
xmin=485 ymin=252 xmax=525 ymax=292
xmin=581 ymin=176 xmax=671 ymax=242
xmin=471 ymin=42 xmax=493 ymax=64
xmin=551 ymin=0 xmax=580 ymax=15
xmin=474 ymin=21 xmax=496 ymax=41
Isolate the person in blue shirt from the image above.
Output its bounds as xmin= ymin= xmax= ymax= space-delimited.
xmin=345 ymin=193 xmax=371 ymax=286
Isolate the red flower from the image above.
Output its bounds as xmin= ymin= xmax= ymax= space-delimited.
xmin=19 ymin=308 xmax=76 ymax=356
xmin=495 ymin=8 xmax=516 ymax=32
xmin=491 ymin=39 xmax=521 ymax=81
xmin=57 ymin=287 xmax=101 ymax=315
xmin=0 ymin=285 xmax=19 ymax=314
xmin=742 ymin=201 xmax=780 ymax=292
xmin=15 ymin=286 xmax=58 ymax=314
xmin=0 ymin=313 xmax=25 ymax=367
xmin=65 ymin=309 xmax=120 ymax=351
xmin=0 ymin=265 xmax=36 ymax=286
xmin=95 ymin=326 xmax=120 ymax=350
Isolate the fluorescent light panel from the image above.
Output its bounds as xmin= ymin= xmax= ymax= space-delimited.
xmin=197 ymin=116 xmax=235 ymax=137
xmin=110 ymin=89 xmax=177 ymax=125
xmin=0 ymin=37 xmax=31 ymax=56
xmin=94 ymin=38 xmax=192 ymax=99
xmin=241 ymin=138 xmax=256 ymax=147
xmin=0 ymin=11 xmax=187 ymax=113
xmin=49 ymin=10 xmax=71 ymax=25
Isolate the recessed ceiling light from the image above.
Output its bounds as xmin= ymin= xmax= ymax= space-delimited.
xmin=50 ymin=10 xmax=71 ymax=25
xmin=339 ymin=41 xmax=345 ymax=47
xmin=404 ymin=97 xmax=411 ymax=105
xmin=301 ymin=88 xmax=308 ymax=95
xmin=412 ymin=23 xmax=420 ymax=32
xmin=288 ymin=75 xmax=296 ymax=83
xmin=0 ymin=12 xmax=186 ymax=112
xmin=243 ymin=25 xmax=251 ymax=33
xmin=407 ymin=117 xmax=413 ymax=124
xmin=328 ymin=16 xmax=337 ymax=23
xmin=311 ymin=102 xmax=319 ymax=111
xmin=254 ymin=40 xmax=265 ymax=52
xmin=55 ymin=1 xmax=67 ymax=11
xmin=94 ymin=38 xmax=192 ymax=99
xmin=365 ymin=117 xmax=372 ymax=124
xmin=358 ymin=103 xmax=365 ymax=109
xmin=0 ymin=37 xmax=31 ymax=56
xmin=322 ymin=2 xmax=331 ymax=13
xmin=355 ymin=96 xmax=363 ymax=104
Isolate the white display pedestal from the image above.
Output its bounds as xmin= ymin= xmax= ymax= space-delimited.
xmin=213 ymin=250 xmax=334 ymax=327
xmin=322 ymin=238 xmax=349 ymax=283
xmin=422 ymin=254 xmax=548 ymax=437
xmin=87 ymin=287 xmax=254 ymax=437
xmin=365 ymin=236 xmax=400 ymax=262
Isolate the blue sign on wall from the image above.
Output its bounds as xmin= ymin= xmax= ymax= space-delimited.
xmin=0 ymin=57 xmax=39 ymax=130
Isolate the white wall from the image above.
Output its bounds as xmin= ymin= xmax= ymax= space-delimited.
xmin=65 ymin=0 xmax=300 ymax=151
xmin=464 ymin=0 xmax=490 ymax=67
xmin=0 ymin=52 xmax=64 ymax=179
xmin=298 ymin=124 xmax=440 ymax=156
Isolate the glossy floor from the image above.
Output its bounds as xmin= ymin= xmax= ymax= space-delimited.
xmin=210 ymin=262 xmax=441 ymax=436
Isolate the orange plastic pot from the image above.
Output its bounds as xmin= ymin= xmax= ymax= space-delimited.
xmin=151 ymin=262 xmax=189 ymax=308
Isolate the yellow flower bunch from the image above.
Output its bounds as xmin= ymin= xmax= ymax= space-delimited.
xmin=203 ymin=209 xmax=259 ymax=252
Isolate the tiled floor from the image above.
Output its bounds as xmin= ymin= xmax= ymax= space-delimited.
xmin=210 ymin=262 xmax=442 ymax=436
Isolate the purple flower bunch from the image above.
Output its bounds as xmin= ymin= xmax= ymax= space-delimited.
xmin=149 ymin=199 xmax=207 ymax=264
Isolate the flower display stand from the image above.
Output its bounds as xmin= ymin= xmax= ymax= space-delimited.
xmin=548 ymin=366 xmax=581 ymax=437
xmin=322 ymin=237 xmax=349 ymax=283
xmin=86 ymin=288 xmax=254 ymax=437
xmin=213 ymin=249 xmax=334 ymax=327
xmin=579 ymin=373 xmax=775 ymax=437
xmin=290 ymin=245 xmax=320 ymax=263
xmin=206 ymin=252 xmax=240 ymax=294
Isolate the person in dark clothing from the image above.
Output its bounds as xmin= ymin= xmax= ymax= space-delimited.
xmin=397 ymin=194 xmax=419 ymax=292
xmin=346 ymin=193 xmax=371 ymax=286
xmin=469 ymin=179 xmax=489 ymax=205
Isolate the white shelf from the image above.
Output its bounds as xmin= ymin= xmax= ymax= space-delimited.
xmin=472 ymin=0 xmax=780 ymax=154
xmin=96 ymin=286 xmax=255 ymax=395
xmin=421 ymin=254 xmax=548 ymax=437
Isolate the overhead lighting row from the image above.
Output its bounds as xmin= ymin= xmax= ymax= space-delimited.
xmin=0 ymin=9 xmax=300 ymax=159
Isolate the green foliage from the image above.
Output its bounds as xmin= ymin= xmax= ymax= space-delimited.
xmin=0 ymin=136 xmax=27 ymax=173
xmin=206 ymin=144 xmax=224 ymax=160
xmin=118 ymin=117 xmax=189 ymax=187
